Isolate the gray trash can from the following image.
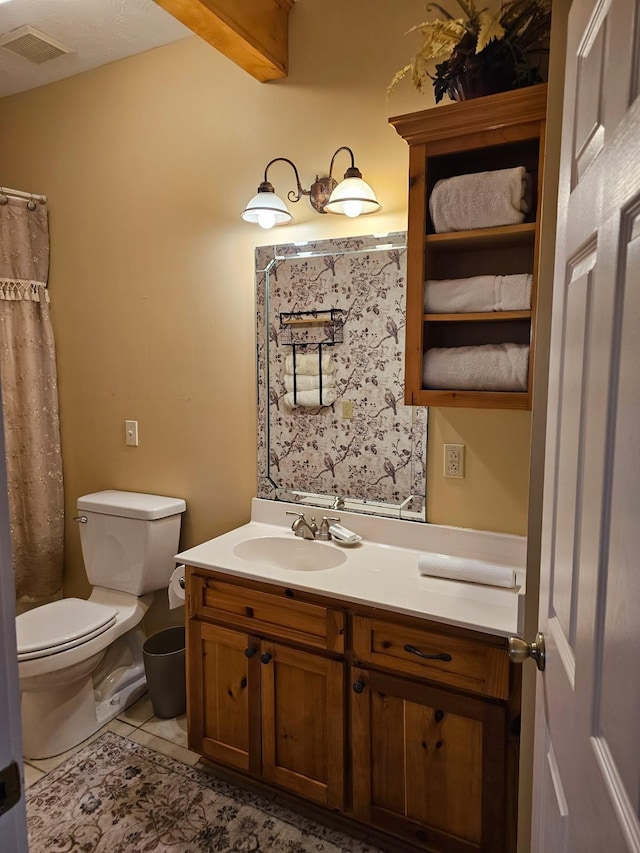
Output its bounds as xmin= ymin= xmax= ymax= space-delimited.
xmin=142 ymin=626 xmax=186 ymax=718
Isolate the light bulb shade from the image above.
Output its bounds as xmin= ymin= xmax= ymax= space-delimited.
xmin=323 ymin=176 xmax=382 ymax=216
xmin=241 ymin=191 xmax=292 ymax=227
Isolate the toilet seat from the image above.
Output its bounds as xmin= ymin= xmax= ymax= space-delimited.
xmin=16 ymin=598 xmax=117 ymax=661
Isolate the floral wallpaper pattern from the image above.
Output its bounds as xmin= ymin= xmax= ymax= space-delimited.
xmin=256 ymin=233 xmax=427 ymax=518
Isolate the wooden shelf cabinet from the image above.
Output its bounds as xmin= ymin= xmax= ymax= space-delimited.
xmin=390 ymin=85 xmax=548 ymax=410
xmin=186 ymin=567 xmax=520 ymax=852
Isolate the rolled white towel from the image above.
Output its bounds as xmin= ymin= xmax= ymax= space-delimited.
xmin=422 ymin=343 xmax=529 ymax=392
xmin=284 ymin=373 xmax=336 ymax=393
xmin=284 ymin=352 xmax=333 ymax=375
xmin=283 ymin=388 xmax=337 ymax=409
xmin=424 ymin=274 xmax=532 ymax=313
xmin=429 ymin=167 xmax=531 ymax=233
xmin=418 ymin=553 xmax=517 ymax=588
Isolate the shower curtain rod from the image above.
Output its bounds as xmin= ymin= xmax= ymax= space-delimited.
xmin=0 ymin=185 xmax=47 ymax=204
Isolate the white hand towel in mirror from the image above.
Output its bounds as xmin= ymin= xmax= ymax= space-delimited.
xmin=283 ymin=388 xmax=337 ymax=409
xmin=284 ymin=352 xmax=334 ymax=375
xmin=284 ymin=373 xmax=336 ymax=393
xmin=429 ymin=166 xmax=530 ymax=233
xmin=424 ymin=273 xmax=532 ymax=313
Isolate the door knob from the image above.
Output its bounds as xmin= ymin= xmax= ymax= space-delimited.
xmin=508 ymin=632 xmax=545 ymax=671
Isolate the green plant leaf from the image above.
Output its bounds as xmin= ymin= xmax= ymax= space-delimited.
xmin=476 ymin=11 xmax=505 ymax=52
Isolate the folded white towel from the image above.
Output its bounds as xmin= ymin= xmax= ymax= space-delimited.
xmin=284 ymin=373 xmax=336 ymax=393
xmin=283 ymin=388 xmax=337 ymax=409
xmin=429 ymin=167 xmax=531 ymax=233
xmin=424 ymin=274 xmax=532 ymax=313
xmin=422 ymin=343 xmax=529 ymax=392
xmin=284 ymin=352 xmax=333 ymax=375
xmin=418 ymin=553 xmax=517 ymax=588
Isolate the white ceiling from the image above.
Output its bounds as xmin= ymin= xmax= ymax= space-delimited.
xmin=0 ymin=0 xmax=191 ymax=98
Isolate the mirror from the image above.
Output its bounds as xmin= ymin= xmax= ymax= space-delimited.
xmin=256 ymin=232 xmax=427 ymax=521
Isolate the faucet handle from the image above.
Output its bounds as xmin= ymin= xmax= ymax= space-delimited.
xmin=317 ymin=516 xmax=341 ymax=540
xmin=285 ymin=510 xmax=305 ymax=533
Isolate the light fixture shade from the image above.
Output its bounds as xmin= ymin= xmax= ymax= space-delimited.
xmin=323 ymin=177 xmax=382 ymax=217
xmin=241 ymin=191 xmax=292 ymax=228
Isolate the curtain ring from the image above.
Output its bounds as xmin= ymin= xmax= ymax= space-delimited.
xmin=27 ymin=194 xmax=37 ymax=211
xmin=0 ymin=188 xmax=8 ymax=206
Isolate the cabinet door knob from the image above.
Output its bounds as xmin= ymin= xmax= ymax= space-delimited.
xmin=403 ymin=643 xmax=452 ymax=662
xmin=260 ymin=652 xmax=272 ymax=665
xmin=244 ymin=647 xmax=257 ymax=659
xmin=352 ymin=680 xmax=365 ymax=694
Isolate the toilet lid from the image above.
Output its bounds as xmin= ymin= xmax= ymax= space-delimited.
xmin=16 ymin=598 xmax=118 ymax=658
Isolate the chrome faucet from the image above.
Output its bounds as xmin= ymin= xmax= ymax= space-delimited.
xmin=286 ymin=511 xmax=318 ymax=540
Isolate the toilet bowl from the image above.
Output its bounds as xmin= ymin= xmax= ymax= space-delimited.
xmin=16 ymin=490 xmax=186 ymax=759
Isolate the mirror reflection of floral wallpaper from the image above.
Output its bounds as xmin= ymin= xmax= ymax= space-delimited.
xmin=256 ymin=233 xmax=427 ymax=519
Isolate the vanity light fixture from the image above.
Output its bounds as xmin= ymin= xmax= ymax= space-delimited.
xmin=241 ymin=146 xmax=382 ymax=229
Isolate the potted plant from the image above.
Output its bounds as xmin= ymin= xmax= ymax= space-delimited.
xmin=388 ymin=0 xmax=552 ymax=104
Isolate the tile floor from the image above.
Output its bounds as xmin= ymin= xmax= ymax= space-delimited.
xmin=22 ymin=692 xmax=198 ymax=789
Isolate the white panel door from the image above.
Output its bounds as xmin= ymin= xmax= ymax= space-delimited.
xmin=532 ymin=0 xmax=640 ymax=850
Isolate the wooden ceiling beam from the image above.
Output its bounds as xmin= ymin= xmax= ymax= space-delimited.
xmin=154 ymin=0 xmax=294 ymax=82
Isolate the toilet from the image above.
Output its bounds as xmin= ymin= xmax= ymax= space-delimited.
xmin=16 ymin=490 xmax=186 ymax=760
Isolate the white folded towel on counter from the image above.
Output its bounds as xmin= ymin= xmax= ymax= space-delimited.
xmin=284 ymin=352 xmax=333 ymax=375
xmin=283 ymin=388 xmax=337 ymax=409
xmin=284 ymin=373 xmax=336 ymax=393
xmin=418 ymin=553 xmax=517 ymax=588
xmin=422 ymin=343 xmax=529 ymax=392
xmin=424 ymin=273 xmax=532 ymax=313
xmin=429 ymin=166 xmax=531 ymax=233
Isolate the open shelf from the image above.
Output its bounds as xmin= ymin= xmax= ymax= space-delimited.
xmin=423 ymin=311 xmax=532 ymax=323
xmin=424 ymin=222 xmax=536 ymax=251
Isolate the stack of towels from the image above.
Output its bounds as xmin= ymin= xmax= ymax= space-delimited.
xmin=418 ymin=552 xmax=517 ymax=588
xmin=424 ymin=273 xmax=532 ymax=313
xmin=429 ymin=166 xmax=531 ymax=233
xmin=283 ymin=351 xmax=337 ymax=409
xmin=423 ymin=342 xmax=529 ymax=392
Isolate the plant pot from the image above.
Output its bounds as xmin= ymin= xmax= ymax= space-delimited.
xmin=448 ymin=61 xmax=515 ymax=102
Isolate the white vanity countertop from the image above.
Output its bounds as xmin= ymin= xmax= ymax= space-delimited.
xmin=176 ymin=499 xmax=527 ymax=638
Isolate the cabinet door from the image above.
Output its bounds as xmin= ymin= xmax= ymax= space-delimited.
xmin=187 ymin=620 xmax=260 ymax=773
xmin=260 ymin=641 xmax=344 ymax=809
xmin=351 ymin=667 xmax=507 ymax=853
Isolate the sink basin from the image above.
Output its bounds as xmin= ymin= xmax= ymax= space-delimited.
xmin=232 ymin=537 xmax=347 ymax=572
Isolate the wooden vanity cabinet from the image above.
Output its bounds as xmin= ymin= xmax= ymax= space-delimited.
xmin=351 ymin=615 xmax=515 ymax=853
xmin=389 ymin=84 xmax=547 ymax=410
xmin=186 ymin=568 xmax=519 ymax=853
xmin=186 ymin=569 xmax=346 ymax=808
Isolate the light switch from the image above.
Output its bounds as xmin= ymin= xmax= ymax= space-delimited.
xmin=125 ymin=420 xmax=139 ymax=447
xmin=342 ymin=401 xmax=354 ymax=419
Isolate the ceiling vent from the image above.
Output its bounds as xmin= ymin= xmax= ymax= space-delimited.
xmin=0 ymin=25 xmax=72 ymax=64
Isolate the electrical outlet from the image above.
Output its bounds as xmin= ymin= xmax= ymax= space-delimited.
xmin=444 ymin=443 xmax=464 ymax=478
xmin=125 ymin=420 xmax=139 ymax=447
xmin=342 ymin=400 xmax=354 ymax=419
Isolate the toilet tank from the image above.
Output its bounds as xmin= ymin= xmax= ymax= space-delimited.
xmin=76 ymin=491 xmax=187 ymax=595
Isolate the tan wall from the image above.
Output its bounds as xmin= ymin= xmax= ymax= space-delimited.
xmin=0 ymin=0 xmax=532 ymax=605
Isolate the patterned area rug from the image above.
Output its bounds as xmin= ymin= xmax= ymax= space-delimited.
xmin=27 ymin=731 xmax=383 ymax=852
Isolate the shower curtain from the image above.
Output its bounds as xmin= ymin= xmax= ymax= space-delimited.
xmin=0 ymin=197 xmax=63 ymax=613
